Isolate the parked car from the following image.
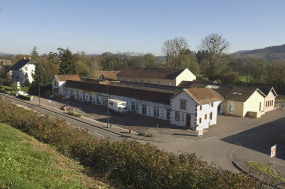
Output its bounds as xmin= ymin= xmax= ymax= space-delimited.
xmin=61 ymin=105 xmax=75 ymax=111
xmin=16 ymin=91 xmax=29 ymax=96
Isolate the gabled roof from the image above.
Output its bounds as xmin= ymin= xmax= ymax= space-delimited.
xmin=95 ymin=71 xmax=120 ymax=80
xmin=178 ymin=80 xmax=216 ymax=87
xmin=117 ymin=67 xmax=185 ymax=79
xmin=258 ymin=87 xmax=278 ymax=97
xmin=171 ymin=88 xmax=224 ymax=105
xmin=10 ymin=59 xmax=36 ymax=70
xmin=54 ymin=75 xmax=80 ymax=82
xmin=64 ymin=80 xmax=176 ymax=105
xmin=225 ymin=86 xmax=266 ymax=102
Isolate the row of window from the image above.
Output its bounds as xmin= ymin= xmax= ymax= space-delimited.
xmin=175 ymin=111 xmax=213 ymax=123
xmin=119 ymin=77 xmax=172 ymax=85
xmin=266 ymin=100 xmax=274 ymax=107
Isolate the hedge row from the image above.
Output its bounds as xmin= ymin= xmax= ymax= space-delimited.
xmin=0 ymin=84 xmax=52 ymax=95
xmin=0 ymin=98 xmax=262 ymax=188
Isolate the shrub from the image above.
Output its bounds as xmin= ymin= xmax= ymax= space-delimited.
xmin=0 ymin=98 xmax=260 ymax=188
xmin=138 ymin=132 xmax=153 ymax=137
xmin=68 ymin=110 xmax=81 ymax=117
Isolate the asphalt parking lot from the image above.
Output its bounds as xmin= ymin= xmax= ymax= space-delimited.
xmin=31 ymin=96 xmax=285 ymax=142
xmin=4 ymin=94 xmax=285 ymax=173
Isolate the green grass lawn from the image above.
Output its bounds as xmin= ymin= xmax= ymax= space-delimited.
xmin=248 ymin=161 xmax=285 ymax=183
xmin=0 ymin=123 xmax=110 ymax=189
xmin=238 ymin=76 xmax=248 ymax=83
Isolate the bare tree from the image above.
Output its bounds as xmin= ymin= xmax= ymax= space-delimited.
xmin=162 ymin=37 xmax=188 ymax=68
xmin=199 ymin=33 xmax=229 ymax=79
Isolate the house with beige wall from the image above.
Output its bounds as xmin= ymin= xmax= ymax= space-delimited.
xmin=52 ymin=75 xmax=81 ymax=95
xmin=259 ymin=87 xmax=277 ymax=112
xmin=117 ymin=67 xmax=196 ymax=86
xmin=211 ymin=86 xmax=266 ymax=118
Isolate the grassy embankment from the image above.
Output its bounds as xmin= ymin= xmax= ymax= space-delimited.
xmin=0 ymin=123 xmax=111 ymax=189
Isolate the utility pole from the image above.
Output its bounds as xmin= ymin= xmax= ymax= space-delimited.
xmin=106 ymin=80 xmax=109 ymax=127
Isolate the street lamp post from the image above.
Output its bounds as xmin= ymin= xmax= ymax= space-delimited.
xmin=38 ymin=74 xmax=41 ymax=106
xmin=106 ymin=80 xmax=109 ymax=127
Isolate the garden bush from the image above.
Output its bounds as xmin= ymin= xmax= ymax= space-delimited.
xmin=68 ymin=110 xmax=81 ymax=117
xmin=0 ymin=98 xmax=262 ymax=188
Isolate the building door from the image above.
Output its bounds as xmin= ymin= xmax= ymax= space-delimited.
xmin=154 ymin=108 xmax=159 ymax=118
xmin=186 ymin=114 xmax=191 ymax=127
xmin=167 ymin=110 xmax=170 ymax=120
xmin=131 ymin=102 xmax=136 ymax=113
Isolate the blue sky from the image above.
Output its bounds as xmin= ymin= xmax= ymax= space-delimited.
xmin=1 ymin=0 xmax=284 ymax=56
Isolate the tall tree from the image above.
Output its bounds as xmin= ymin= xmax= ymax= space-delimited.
xmin=199 ymin=33 xmax=229 ymax=79
xmin=58 ymin=48 xmax=76 ymax=74
xmin=75 ymin=60 xmax=89 ymax=77
xmin=162 ymin=37 xmax=188 ymax=68
xmin=32 ymin=62 xmax=47 ymax=86
xmin=31 ymin=46 xmax=39 ymax=62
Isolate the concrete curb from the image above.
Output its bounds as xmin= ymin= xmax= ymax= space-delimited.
xmin=228 ymin=146 xmax=281 ymax=188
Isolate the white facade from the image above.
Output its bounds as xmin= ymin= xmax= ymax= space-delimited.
xmin=170 ymin=90 xmax=222 ymax=130
xmin=52 ymin=77 xmax=66 ymax=95
xmin=63 ymin=87 xmax=170 ymax=121
xmin=11 ymin=63 xmax=36 ymax=86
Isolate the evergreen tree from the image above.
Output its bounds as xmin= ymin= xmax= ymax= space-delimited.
xmin=59 ymin=48 xmax=76 ymax=74
xmin=32 ymin=62 xmax=47 ymax=86
xmin=31 ymin=46 xmax=40 ymax=62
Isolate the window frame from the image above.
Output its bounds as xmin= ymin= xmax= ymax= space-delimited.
xmin=175 ymin=111 xmax=180 ymax=121
xmin=180 ymin=99 xmax=187 ymax=110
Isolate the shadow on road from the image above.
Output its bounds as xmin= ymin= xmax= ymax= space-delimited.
xmin=220 ymin=116 xmax=285 ymax=160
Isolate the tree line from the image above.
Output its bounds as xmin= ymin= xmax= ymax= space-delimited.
xmin=1 ymin=33 xmax=285 ymax=93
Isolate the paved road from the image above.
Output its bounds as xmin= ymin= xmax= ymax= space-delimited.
xmin=2 ymin=93 xmax=285 ymax=175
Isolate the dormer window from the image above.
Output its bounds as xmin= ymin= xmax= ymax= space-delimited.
xmin=128 ymin=78 xmax=130 ymax=82
xmin=158 ymin=81 xmax=161 ymax=85
xmin=168 ymin=82 xmax=172 ymax=86
xmin=147 ymin=80 xmax=151 ymax=84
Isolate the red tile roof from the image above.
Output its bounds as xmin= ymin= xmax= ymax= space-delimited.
xmin=117 ymin=67 xmax=185 ymax=79
xmin=54 ymin=75 xmax=80 ymax=82
xmin=95 ymin=71 xmax=120 ymax=80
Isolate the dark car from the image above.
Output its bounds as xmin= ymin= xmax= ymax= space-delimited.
xmin=61 ymin=105 xmax=75 ymax=111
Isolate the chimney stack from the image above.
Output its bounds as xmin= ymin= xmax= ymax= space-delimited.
xmin=29 ymin=57 xmax=31 ymax=60
xmin=24 ymin=57 xmax=25 ymax=60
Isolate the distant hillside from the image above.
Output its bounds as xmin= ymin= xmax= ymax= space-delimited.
xmin=0 ymin=52 xmax=9 ymax=56
xmin=231 ymin=44 xmax=285 ymax=61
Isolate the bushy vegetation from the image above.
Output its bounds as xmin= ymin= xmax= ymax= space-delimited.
xmin=138 ymin=132 xmax=153 ymax=137
xmin=0 ymin=98 xmax=262 ymax=188
xmin=67 ymin=110 xmax=81 ymax=117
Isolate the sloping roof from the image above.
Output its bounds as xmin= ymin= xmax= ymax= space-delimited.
xmin=64 ymin=80 xmax=175 ymax=104
xmin=177 ymin=88 xmax=224 ymax=105
xmin=54 ymin=75 xmax=80 ymax=82
xmin=258 ymin=87 xmax=278 ymax=97
xmin=178 ymin=80 xmax=216 ymax=87
xmin=117 ymin=67 xmax=185 ymax=79
xmin=95 ymin=71 xmax=120 ymax=80
xmin=225 ymin=86 xmax=265 ymax=102
xmin=10 ymin=59 xmax=36 ymax=70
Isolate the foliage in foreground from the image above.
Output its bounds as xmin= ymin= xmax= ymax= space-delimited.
xmin=0 ymin=123 xmax=110 ymax=189
xmin=0 ymin=98 xmax=261 ymax=188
